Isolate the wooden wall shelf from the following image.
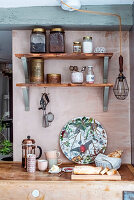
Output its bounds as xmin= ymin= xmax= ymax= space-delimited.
xmin=16 ymin=83 xmax=114 ymax=88
xmin=15 ymin=52 xmax=113 ymax=112
xmin=15 ymin=53 xmax=113 ymax=60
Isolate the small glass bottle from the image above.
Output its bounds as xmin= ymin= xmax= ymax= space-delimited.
xmin=86 ymin=66 xmax=94 ymax=83
xmin=30 ymin=28 xmax=46 ymax=53
xmin=83 ymin=36 xmax=93 ymax=53
xmin=73 ymin=42 xmax=82 ymax=53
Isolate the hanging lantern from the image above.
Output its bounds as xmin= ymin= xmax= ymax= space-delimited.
xmin=113 ymin=56 xmax=129 ymax=100
xmin=60 ymin=0 xmax=129 ymax=100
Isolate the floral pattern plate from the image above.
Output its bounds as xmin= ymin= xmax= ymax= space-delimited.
xmin=60 ymin=117 xmax=107 ymax=164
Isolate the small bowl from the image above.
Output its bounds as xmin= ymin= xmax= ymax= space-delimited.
xmin=95 ymin=153 xmax=121 ymax=169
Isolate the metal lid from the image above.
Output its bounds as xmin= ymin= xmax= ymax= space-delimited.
xmin=50 ymin=28 xmax=64 ymax=32
xmin=83 ymin=36 xmax=92 ymax=40
xmin=22 ymin=136 xmax=35 ymax=145
xmin=31 ymin=58 xmax=44 ymax=63
xmin=73 ymin=42 xmax=81 ymax=45
xmin=32 ymin=28 xmax=46 ymax=33
xmin=47 ymin=74 xmax=61 ymax=77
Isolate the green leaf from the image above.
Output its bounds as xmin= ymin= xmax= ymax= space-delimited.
xmin=82 ymin=117 xmax=86 ymax=122
xmin=89 ymin=118 xmax=93 ymax=123
xmin=0 ymin=140 xmax=13 ymax=155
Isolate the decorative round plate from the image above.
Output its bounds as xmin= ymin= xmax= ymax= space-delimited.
xmin=60 ymin=117 xmax=107 ymax=164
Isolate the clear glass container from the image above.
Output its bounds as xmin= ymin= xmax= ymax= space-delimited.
xmin=30 ymin=28 xmax=46 ymax=53
xmin=49 ymin=28 xmax=65 ymax=53
xmin=22 ymin=136 xmax=42 ymax=169
xmin=86 ymin=66 xmax=94 ymax=83
xmin=71 ymin=71 xmax=83 ymax=83
xmin=73 ymin=42 xmax=82 ymax=53
xmin=83 ymin=36 xmax=93 ymax=53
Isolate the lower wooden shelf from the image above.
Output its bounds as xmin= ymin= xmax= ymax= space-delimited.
xmin=16 ymin=83 xmax=113 ymax=112
xmin=16 ymin=83 xmax=113 ymax=87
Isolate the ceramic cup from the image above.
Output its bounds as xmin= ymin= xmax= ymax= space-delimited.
xmin=45 ymin=150 xmax=60 ymax=159
xmin=27 ymin=154 xmax=36 ymax=173
xmin=38 ymin=159 xmax=48 ymax=171
xmin=48 ymin=158 xmax=62 ymax=169
xmin=45 ymin=150 xmax=62 ymax=169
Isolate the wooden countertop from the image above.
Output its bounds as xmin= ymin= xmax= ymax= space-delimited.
xmin=0 ymin=162 xmax=133 ymax=182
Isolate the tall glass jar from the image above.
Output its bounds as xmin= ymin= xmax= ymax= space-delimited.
xmin=86 ymin=66 xmax=94 ymax=83
xmin=83 ymin=36 xmax=93 ymax=53
xmin=30 ymin=28 xmax=46 ymax=53
xmin=49 ymin=28 xmax=65 ymax=53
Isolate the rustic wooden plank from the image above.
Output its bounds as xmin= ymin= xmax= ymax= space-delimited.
xmin=71 ymin=171 xmax=121 ymax=181
xmin=16 ymin=83 xmax=114 ymax=87
xmin=0 ymin=5 xmax=132 ymax=31
xmin=0 ymin=163 xmax=132 ymax=181
xmin=0 ymin=181 xmax=134 ymax=200
xmin=15 ymin=53 xmax=113 ymax=59
xmin=14 ymin=53 xmax=114 ymax=59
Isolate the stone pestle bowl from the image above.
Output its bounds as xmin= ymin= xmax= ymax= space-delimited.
xmin=95 ymin=153 xmax=122 ymax=170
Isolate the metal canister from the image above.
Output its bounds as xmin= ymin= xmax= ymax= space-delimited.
xmin=46 ymin=74 xmax=61 ymax=84
xmin=30 ymin=58 xmax=44 ymax=83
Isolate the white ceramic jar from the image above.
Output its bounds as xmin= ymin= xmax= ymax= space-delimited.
xmin=83 ymin=36 xmax=93 ymax=53
xmin=71 ymin=72 xmax=83 ymax=83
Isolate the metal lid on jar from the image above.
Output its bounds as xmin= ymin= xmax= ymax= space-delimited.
xmin=32 ymin=28 xmax=46 ymax=33
xmin=73 ymin=42 xmax=81 ymax=45
xmin=83 ymin=36 xmax=92 ymax=40
xmin=22 ymin=136 xmax=35 ymax=145
xmin=31 ymin=58 xmax=44 ymax=63
xmin=47 ymin=74 xmax=61 ymax=77
xmin=50 ymin=28 xmax=64 ymax=32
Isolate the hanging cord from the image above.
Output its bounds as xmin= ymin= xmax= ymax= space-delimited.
xmin=60 ymin=0 xmax=122 ymax=56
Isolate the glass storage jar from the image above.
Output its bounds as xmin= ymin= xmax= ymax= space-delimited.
xmin=30 ymin=28 xmax=46 ymax=53
xmin=73 ymin=42 xmax=82 ymax=53
xmin=29 ymin=58 xmax=44 ymax=83
xmin=71 ymin=71 xmax=83 ymax=84
xmin=83 ymin=36 xmax=93 ymax=53
xmin=49 ymin=28 xmax=65 ymax=53
xmin=86 ymin=66 xmax=94 ymax=83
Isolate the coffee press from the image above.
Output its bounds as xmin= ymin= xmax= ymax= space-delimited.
xmin=22 ymin=136 xmax=42 ymax=168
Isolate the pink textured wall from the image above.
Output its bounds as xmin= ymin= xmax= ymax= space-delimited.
xmin=13 ymin=30 xmax=130 ymax=163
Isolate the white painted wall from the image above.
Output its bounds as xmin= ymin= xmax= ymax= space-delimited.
xmin=0 ymin=0 xmax=133 ymax=8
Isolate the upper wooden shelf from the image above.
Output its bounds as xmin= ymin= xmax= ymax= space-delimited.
xmin=15 ymin=53 xmax=113 ymax=60
xmin=16 ymin=83 xmax=113 ymax=87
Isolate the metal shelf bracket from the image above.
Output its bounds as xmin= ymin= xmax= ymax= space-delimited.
xmin=22 ymin=87 xmax=29 ymax=111
xmin=103 ymin=56 xmax=109 ymax=83
xmin=21 ymin=57 xmax=29 ymax=83
xmin=21 ymin=57 xmax=30 ymax=111
xmin=103 ymin=86 xmax=110 ymax=112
